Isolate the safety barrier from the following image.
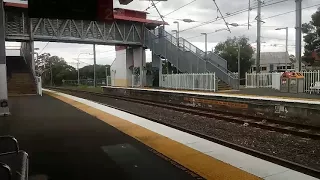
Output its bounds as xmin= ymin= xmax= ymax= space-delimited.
xmin=160 ymin=73 xmax=216 ymax=91
xmin=62 ymin=77 xmax=112 ymax=87
xmin=246 ymin=70 xmax=320 ymax=92
xmin=245 ymin=73 xmax=281 ymax=90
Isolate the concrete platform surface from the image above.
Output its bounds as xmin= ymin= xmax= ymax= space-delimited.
xmin=0 ymin=95 xmax=201 ymax=180
xmin=46 ymin=89 xmax=320 ymax=180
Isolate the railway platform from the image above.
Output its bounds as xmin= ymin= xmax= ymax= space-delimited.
xmin=1 ymin=89 xmax=319 ymax=180
xmin=218 ymin=87 xmax=320 ymax=100
xmin=101 ymin=86 xmax=320 ymax=128
xmin=0 ymin=93 xmax=203 ymax=180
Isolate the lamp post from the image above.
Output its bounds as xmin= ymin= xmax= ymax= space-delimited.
xmin=173 ymin=21 xmax=180 ymax=46
xmin=201 ymin=33 xmax=208 ymax=72
xmin=77 ymin=52 xmax=92 ymax=85
xmin=275 ymin=27 xmax=288 ymax=71
xmin=238 ymin=43 xmax=241 ymax=89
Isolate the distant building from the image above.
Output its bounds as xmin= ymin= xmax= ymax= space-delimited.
xmin=251 ymin=52 xmax=295 ymax=73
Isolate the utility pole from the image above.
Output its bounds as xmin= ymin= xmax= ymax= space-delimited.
xmin=238 ymin=43 xmax=241 ymax=89
xmin=275 ymin=27 xmax=289 ymax=71
xmin=105 ymin=66 xmax=109 ymax=86
xmin=77 ymin=59 xmax=80 ymax=85
xmin=296 ymin=0 xmax=302 ymax=71
xmin=50 ymin=61 xmax=53 ymax=86
xmin=256 ymin=0 xmax=261 ymax=74
xmin=286 ymin=27 xmax=288 ymax=71
xmin=93 ymin=44 xmax=97 ymax=87
xmin=201 ymin=33 xmax=208 ymax=72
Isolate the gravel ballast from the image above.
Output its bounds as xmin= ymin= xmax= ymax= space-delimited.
xmin=57 ymin=90 xmax=320 ymax=171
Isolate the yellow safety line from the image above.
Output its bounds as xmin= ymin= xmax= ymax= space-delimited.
xmin=46 ymin=91 xmax=261 ymax=180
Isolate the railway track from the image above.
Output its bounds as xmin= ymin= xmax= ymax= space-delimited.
xmin=48 ymin=87 xmax=320 ymax=178
xmin=51 ymin=87 xmax=320 ymax=140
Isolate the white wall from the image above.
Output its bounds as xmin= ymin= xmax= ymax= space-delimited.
xmin=6 ymin=49 xmax=20 ymax=56
xmin=126 ymin=48 xmax=133 ymax=86
xmin=111 ymin=49 xmax=127 ymax=86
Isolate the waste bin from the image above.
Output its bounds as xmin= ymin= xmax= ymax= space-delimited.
xmin=280 ymin=72 xmax=290 ymax=93
xmin=289 ymin=72 xmax=304 ymax=93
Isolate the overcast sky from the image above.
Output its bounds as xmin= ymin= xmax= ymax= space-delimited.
xmin=6 ymin=0 xmax=320 ymax=67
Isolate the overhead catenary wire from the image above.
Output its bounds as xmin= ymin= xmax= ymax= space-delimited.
xmin=186 ymin=3 xmax=320 ymax=37
xmin=144 ymin=1 xmax=161 ymax=11
xmin=180 ymin=0 xmax=290 ymax=33
xmin=261 ymin=36 xmax=296 ymax=41
xmin=38 ymin=42 xmax=50 ymax=54
xmin=211 ymin=0 xmax=231 ymax=33
xmin=155 ymin=0 xmax=197 ymax=21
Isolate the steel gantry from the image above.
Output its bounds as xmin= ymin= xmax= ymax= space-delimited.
xmin=5 ymin=7 xmax=144 ymax=45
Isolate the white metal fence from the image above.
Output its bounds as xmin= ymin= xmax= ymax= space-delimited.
xmin=246 ymin=70 xmax=320 ymax=92
xmin=160 ymin=73 xmax=216 ymax=91
xmin=63 ymin=77 xmax=112 ymax=87
xmin=246 ymin=73 xmax=281 ymax=90
xmin=302 ymin=70 xmax=320 ymax=92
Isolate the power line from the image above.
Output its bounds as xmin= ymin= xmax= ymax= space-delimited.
xmin=261 ymin=36 xmax=295 ymax=41
xmin=162 ymin=0 xmax=197 ymax=18
xmin=211 ymin=0 xmax=231 ymax=33
xmin=145 ymin=1 xmax=161 ymax=11
xmin=194 ymin=3 xmax=320 ymax=36
xmin=180 ymin=0 xmax=290 ymax=33
xmin=153 ymin=0 xmax=197 ymax=21
xmin=38 ymin=42 xmax=50 ymax=54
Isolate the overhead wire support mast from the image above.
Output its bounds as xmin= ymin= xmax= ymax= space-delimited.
xmin=256 ymin=0 xmax=262 ymax=74
xmin=180 ymin=0 xmax=290 ymax=33
xmin=212 ymin=0 xmax=231 ymax=33
xmin=248 ymin=0 xmax=251 ymax=30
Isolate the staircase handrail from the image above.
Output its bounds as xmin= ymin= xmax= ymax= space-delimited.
xmin=160 ymin=29 xmax=237 ymax=79
xmin=19 ymin=45 xmax=37 ymax=87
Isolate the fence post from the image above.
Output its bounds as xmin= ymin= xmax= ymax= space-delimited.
xmin=209 ymin=73 xmax=212 ymax=91
xmin=132 ymin=75 xmax=134 ymax=88
xmin=318 ymin=70 xmax=320 ymax=82
xmin=246 ymin=73 xmax=248 ymax=88
xmin=193 ymin=73 xmax=195 ymax=90
xmin=213 ymin=73 xmax=216 ymax=92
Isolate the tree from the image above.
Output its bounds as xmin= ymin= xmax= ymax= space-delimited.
xmin=302 ymin=8 xmax=320 ymax=65
xmin=36 ymin=53 xmax=77 ymax=86
xmin=214 ymin=36 xmax=254 ymax=79
xmin=79 ymin=64 xmax=110 ymax=79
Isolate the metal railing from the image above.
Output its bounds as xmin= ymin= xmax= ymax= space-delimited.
xmin=302 ymin=70 xmax=320 ymax=92
xmin=20 ymin=44 xmax=41 ymax=95
xmin=145 ymin=27 xmax=238 ymax=89
xmin=63 ymin=78 xmax=112 ymax=87
xmin=160 ymin=73 xmax=216 ymax=92
xmin=246 ymin=72 xmax=282 ymax=89
xmin=246 ymin=71 xmax=320 ymax=92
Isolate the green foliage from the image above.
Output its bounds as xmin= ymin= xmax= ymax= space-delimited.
xmin=302 ymin=8 xmax=320 ymax=65
xmin=36 ymin=53 xmax=77 ymax=86
xmin=36 ymin=53 xmax=110 ymax=86
xmin=79 ymin=64 xmax=110 ymax=79
xmin=214 ymin=36 xmax=254 ymax=78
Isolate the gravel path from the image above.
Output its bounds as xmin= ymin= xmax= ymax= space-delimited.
xmin=59 ymin=90 xmax=320 ymax=171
